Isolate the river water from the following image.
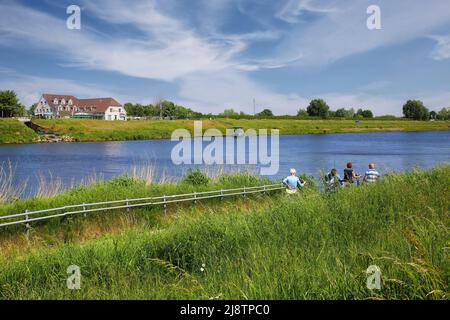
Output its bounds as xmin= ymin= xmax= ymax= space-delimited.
xmin=0 ymin=131 xmax=449 ymax=196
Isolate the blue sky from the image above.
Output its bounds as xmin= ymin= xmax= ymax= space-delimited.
xmin=1 ymin=0 xmax=450 ymax=115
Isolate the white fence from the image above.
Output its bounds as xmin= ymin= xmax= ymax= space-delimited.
xmin=0 ymin=183 xmax=285 ymax=229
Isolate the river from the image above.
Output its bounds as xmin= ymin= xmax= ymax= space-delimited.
xmin=0 ymin=131 xmax=449 ymax=197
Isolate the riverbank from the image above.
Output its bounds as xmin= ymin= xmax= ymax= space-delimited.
xmin=28 ymin=118 xmax=450 ymax=142
xmin=0 ymin=166 xmax=448 ymax=299
xmin=0 ymin=118 xmax=38 ymax=144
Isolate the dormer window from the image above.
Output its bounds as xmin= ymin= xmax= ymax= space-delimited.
xmin=61 ymin=99 xmax=66 ymax=105
xmin=53 ymin=98 xmax=58 ymax=104
xmin=68 ymin=99 xmax=73 ymax=105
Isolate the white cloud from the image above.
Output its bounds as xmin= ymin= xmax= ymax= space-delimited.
xmin=1 ymin=0 xmax=450 ymax=116
xmin=277 ymin=0 xmax=450 ymax=67
xmin=0 ymin=1 xmax=264 ymax=82
xmin=0 ymin=73 xmax=119 ymax=106
xmin=276 ymin=0 xmax=336 ymax=24
xmin=177 ymin=71 xmax=308 ymax=115
xmin=429 ymin=34 xmax=450 ymax=60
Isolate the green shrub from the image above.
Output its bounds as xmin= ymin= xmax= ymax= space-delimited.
xmin=182 ymin=169 xmax=210 ymax=186
xmin=108 ymin=174 xmax=137 ymax=188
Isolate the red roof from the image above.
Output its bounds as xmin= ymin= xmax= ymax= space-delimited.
xmin=42 ymin=94 xmax=122 ymax=114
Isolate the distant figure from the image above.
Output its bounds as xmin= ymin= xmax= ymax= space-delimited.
xmin=364 ymin=163 xmax=380 ymax=183
xmin=283 ymin=168 xmax=306 ymax=194
xmin=325 ymin=168 xmax=342 ymax=191
xmin=343 ymin=162 xmax=361 ymax=186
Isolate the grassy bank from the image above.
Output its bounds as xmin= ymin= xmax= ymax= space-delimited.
xmin=0 ymin=118 xmax=38 ymax=144
xmin=0 ymin=166 xmax=448 ymax=299
xmin=33 ymin=118 xmax=450 ymax=142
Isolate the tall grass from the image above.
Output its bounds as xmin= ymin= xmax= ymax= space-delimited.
xmin=0 ymin=161 xmax=26 ymax=203
xmin=0 ymin=166 xmax=448 ymax=300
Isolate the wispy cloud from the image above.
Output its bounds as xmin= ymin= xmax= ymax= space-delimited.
xmin=429 ymin=34 xmax=450 ymax=60
xmin=276 ymin=0 xmax=336 ymax=24
xmin=0 ymin=0 xmax=449 ymax=115
xmin=0 ymin=1 xmax=275 ymax=82
xmin=276 ymin=0 xmax=450 ymax=67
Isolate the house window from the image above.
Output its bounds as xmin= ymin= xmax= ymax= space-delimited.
xmin=68 ymin=99 xmax=73 ymax=105
xmin=61 ymin=99 xmax=66 ymax=105
xmin=53 ymin=98 xmax=58 ymax=104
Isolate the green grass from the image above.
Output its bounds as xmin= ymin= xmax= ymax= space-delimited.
xmin=0 ymin=166 xmax=448 ymax=299
xmin=33 ymin=118 xmax=450 ymax=142
xmin=0 ymin=118 xmax=38 ymax=144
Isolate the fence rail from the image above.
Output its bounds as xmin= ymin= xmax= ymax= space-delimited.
xmin=0 ymin=183 xmax=285 ymax=229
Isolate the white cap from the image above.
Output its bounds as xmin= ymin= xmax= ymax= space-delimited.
xmin=290 ymin=168 xmax=297 ymax=175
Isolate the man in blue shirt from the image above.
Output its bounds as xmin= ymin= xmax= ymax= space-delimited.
xmin=364 ymin=163 xmax=380 ymax=183
xmin=283 ymin=168 xmax=306 ymax=194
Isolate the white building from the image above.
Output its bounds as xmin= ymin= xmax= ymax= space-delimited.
xmin=34 ymin=94 xmax=127 ymax=120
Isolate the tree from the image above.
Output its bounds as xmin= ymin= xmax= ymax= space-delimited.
xmin=437 ymin=107 xmax=449 ymax=120
xmin=219 ymin=108 xmax=239 ymax=117
xmin=429 ymin=111 xmax=437 ymax=120
xmin=256 ymin=109 xmax=274 ymax=117
xmin=345 ymin=108 xmax=355 ymax=118
xmin=361 ymin=109 xmax=374 ymax=118
xmin=0 ymin=90 xmax=25 ymax=117
xmin=306 ymin=99 xmax=330 ymax=117
xmin=297 ymin=108 xmax=308 ymax=117
xmin=335 ymin=108 xmax=347 ymax=118
xmin=402 ymin=100 xmax=429 ymax=120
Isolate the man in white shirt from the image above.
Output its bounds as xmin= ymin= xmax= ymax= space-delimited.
xmin=364 ymin=163 xmax=380 ymax=183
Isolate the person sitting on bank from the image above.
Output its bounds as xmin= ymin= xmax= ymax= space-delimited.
xmin=283 ymin=168 xmax=306 ymax=194
xmin=325 ymin=168 xmax=342 ymax=191
xmin=343 ymin=162 xmax=361 ymax=186
xmin=363 ymin=163 xmax=380 ymax=183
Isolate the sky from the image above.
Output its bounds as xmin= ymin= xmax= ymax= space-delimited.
xmin=0 ymin=0 xmax=450 ymax=115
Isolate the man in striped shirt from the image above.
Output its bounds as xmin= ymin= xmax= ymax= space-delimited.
xmin=364 ymin=163 xmax=380 ymax=183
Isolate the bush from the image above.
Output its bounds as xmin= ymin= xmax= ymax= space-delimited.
xmin=108 ymin=174 xmax=137 ymax=188
xmin=182 ymin=169 xmax=210 ymax=186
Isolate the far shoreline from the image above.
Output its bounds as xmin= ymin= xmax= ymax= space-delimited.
xmin=1 ymin=127 xmax=449 ymax=146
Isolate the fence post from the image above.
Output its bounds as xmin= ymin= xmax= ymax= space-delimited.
xmin=194 ymin=192 xmax=197 ymax=205
xmin=220 ymin=189 xmax=224 ymax=201
xmin=83 ymin=202 xmax=87 ymax=217
xmin=163 ymin=195 xmax=167 ymax=215
xmin=25 ymin=209 xmax=31 ymax=241
xmin=126 ymin=199 xmax=130 ymax=212
xmin=264 ymin=185 xmax=267 ymax=194
xmin=243 ymin=186 xmax=247 ymax=198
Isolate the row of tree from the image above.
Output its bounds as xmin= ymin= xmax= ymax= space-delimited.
xmin=296 ymin=99 xmax=374 ymax=118
xmin=218 ymin=108 xmax=274 ymax=118
xmin=1 ymin=90 xmax=450 ymax=120
xmin=124 ymin=100 xmax=202 ymax=119
xmin=402 ymin=100 xmax=449 ymax=120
